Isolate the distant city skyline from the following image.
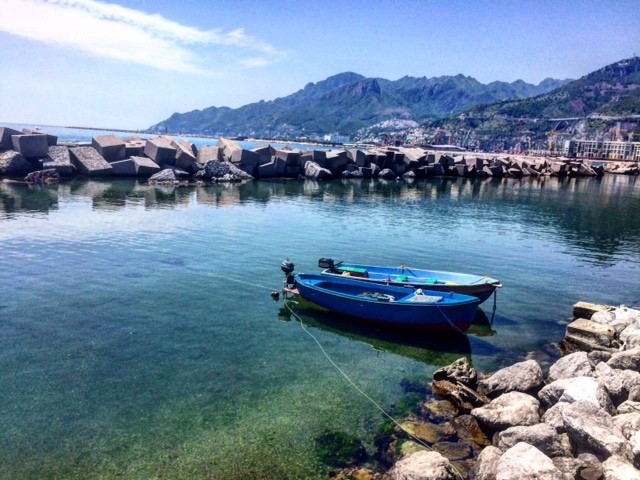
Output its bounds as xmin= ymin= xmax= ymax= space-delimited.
xmin=1 ymin=0 xmax=639 ymax=130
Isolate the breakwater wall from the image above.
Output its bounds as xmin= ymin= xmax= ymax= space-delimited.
xmin=346 ymin=303 xmax=640 ymax=479
xmin=1 ymin=126 xmax=638 ymax=184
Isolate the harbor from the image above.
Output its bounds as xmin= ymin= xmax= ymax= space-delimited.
xmin=1 ymin=164 xmax=639 ymax=478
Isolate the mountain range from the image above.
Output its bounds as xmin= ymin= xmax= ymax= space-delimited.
xmin=149 ymin=56 xmax=640 ymax=144
xmin=148 ymin=73 xmax=570 ymax=139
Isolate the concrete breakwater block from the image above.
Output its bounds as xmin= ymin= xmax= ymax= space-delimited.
xmin=124 ymin=138 xmax=146 ymax=157
xmin=573 ymin=301 xmax=614 ymax=320
xmin=110 ymin=156 xmax=160 ymax=177
xmin=70 ymin=146 xmax=113 ymax=176
xmin=144 ymin=137 xmax=176 ymax=166
xmin=171 ymin=140 xmax=199 ymax=173
xmin=11 ymin=134 xmax=49 ymax=158
xmin=92 ymin=135 xmax=126 ymax=162
xmin=197 ymin=146 xmax=219 ymax=164
xmin=0 ymin=150 xmax=33 ymax=176
xmin=562 ymin=318 xmax=618 ymax=353
xmin=43 ymin=146 xmax=75 ymax=177
xmin=22 ymin=128 xmax=57 ymax=146
xmin=0 ymin=127 xmax=22 ymax=149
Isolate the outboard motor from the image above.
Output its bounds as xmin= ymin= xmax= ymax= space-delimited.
xmin=318 ymin=258 xmax=335 ymax=270
xmin=281 ymin=259 xmax=296 ymax=288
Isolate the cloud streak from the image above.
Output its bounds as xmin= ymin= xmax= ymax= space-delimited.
xmin=1 ymin=0 xmax=285 ymax=74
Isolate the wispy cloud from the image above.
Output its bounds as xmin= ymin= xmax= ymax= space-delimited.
xmin=1 ymin=0 xmax=285 ymax=74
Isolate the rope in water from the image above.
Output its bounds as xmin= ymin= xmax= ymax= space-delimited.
xmin=282 ymin=295 xmax=465 ymax=480
xmin=207 ymin=272 xmax=464 ymax=479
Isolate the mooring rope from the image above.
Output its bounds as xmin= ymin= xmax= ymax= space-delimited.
xmin=204 ymin=272 xmax=275 ymax=292
xmin=205 ymin=272 xmax=464 ymax=479
xmin=282 ymin=295 xmax=465 ymax=480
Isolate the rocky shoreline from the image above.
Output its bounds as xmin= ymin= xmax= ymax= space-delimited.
xmin=338 ymin=303 xmax=640 ymax=480
xmin=1 ymin=126 xmax=639 ymax=184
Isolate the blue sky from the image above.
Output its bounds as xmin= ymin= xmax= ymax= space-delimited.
xmin=1 ymin=0 xmax=638 ymax=130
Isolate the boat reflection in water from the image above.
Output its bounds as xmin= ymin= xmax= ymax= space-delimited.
xmin=278 ymin=295 xmax=498 ymax=367
xmin=466 ymin=308 xmax=497 ymax=338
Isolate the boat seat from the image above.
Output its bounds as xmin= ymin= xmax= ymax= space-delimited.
xmin=407 ymin=294 xmax=443 ymax=303
xmin=338 ymin=267 xmax=368 ymax=278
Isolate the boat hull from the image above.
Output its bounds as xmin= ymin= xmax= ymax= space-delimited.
xmin=294 ymin=274 xmax=480 ymax=331
xmin=320 ymin=263 xmax=501 ymax=304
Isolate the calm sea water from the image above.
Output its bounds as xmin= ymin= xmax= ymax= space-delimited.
xmin=1 ymin=126 xmax=640 ymax=479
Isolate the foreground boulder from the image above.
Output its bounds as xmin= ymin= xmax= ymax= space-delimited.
xmin=386 ymin=451 xmax=457 ymax=480
xmin=495 ymin=442 xmax=562 ymax=480
xmin=560 ymin=400 xmax=632 ymax=460
xmin=547 ymin=351 xmax=594 ymax=381
xmin=496 ymin=423 xmax=567 ymax=458
xmin=477 ymin=360 xmax=544 ymax=398
xmin=538 ymin=376 xmax=614 ymax=412
xmin=471 ymin=391 xmax=541 ymax=432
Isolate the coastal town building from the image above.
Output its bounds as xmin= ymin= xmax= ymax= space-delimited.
xmin=566 ymin=139 xmax=640 ymax=161
xmin=323 ymin=133 xmax=351 ymax=144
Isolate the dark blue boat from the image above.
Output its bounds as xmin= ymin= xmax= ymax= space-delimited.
xmin=291 ymin=273 xmax=481 ymax=331
xmin=318 ymin=258 xmax=501 ymax=304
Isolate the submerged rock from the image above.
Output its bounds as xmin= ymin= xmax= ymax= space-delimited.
xmin=24 ymin=169 xmax=60 ymax=184
xmin=433 ymin=357 xmax=478 ymax=388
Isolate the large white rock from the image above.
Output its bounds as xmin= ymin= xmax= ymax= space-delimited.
xmin=561 ymin=400 xmax=631 ymax=460
xmin=602 ymin=455 xmax=640 ymax=480
xmin=471 ymin=392 xmax=540 ymax=432
xmin=468 ymin=445 xmax=501 ymax=480
xmin=538 ymin=376 xmax=613 ymax=412
xmin=496 ymin=423 xmax=566 ymax=457
xmin=608 ymin=348 xmax=640 ymax=372
xmin=495 ymin=442 xmax=562 ymax=480
xmin=386 ymin=450 xmax=458 ymax=480
xmin=548 ymin=351 xmax=594 ymax=382
xmin=477 ymin=360 xmax=544 ymax=398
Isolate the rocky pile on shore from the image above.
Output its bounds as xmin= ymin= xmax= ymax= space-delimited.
xmin=1 ymin=126 xmax=638 ymax=184
xmin=372 ymin=303 xmax=640 ymax=480
xmin=334 ymin=303 xmax=640 ymax=480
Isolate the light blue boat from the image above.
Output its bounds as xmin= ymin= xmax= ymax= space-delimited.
xmin=318 ymin=258 xmax=501 ymax=304
xmin=292 ymin=273 xmax=481 ymax=331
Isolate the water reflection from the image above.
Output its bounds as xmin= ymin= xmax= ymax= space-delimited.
xmin=1 ymin=176 xmax=639 ymax=265
xmin=278 ymin=295 xmax=477 ymax=366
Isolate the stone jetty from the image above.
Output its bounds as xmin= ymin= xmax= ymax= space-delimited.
xmin=343 ymin=303 xmax=640 ymax=479
xmin=1 ymin=125 xmax=639 ymax=184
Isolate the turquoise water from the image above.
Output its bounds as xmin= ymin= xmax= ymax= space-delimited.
xmin=1 ymin=173 xmax=640 ymax=479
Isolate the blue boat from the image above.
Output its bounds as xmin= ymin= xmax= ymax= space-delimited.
xmin=290 ymin=273 xmax=481 ymax=331
xmin=318 ymin=258 xmax=501 ymax=304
